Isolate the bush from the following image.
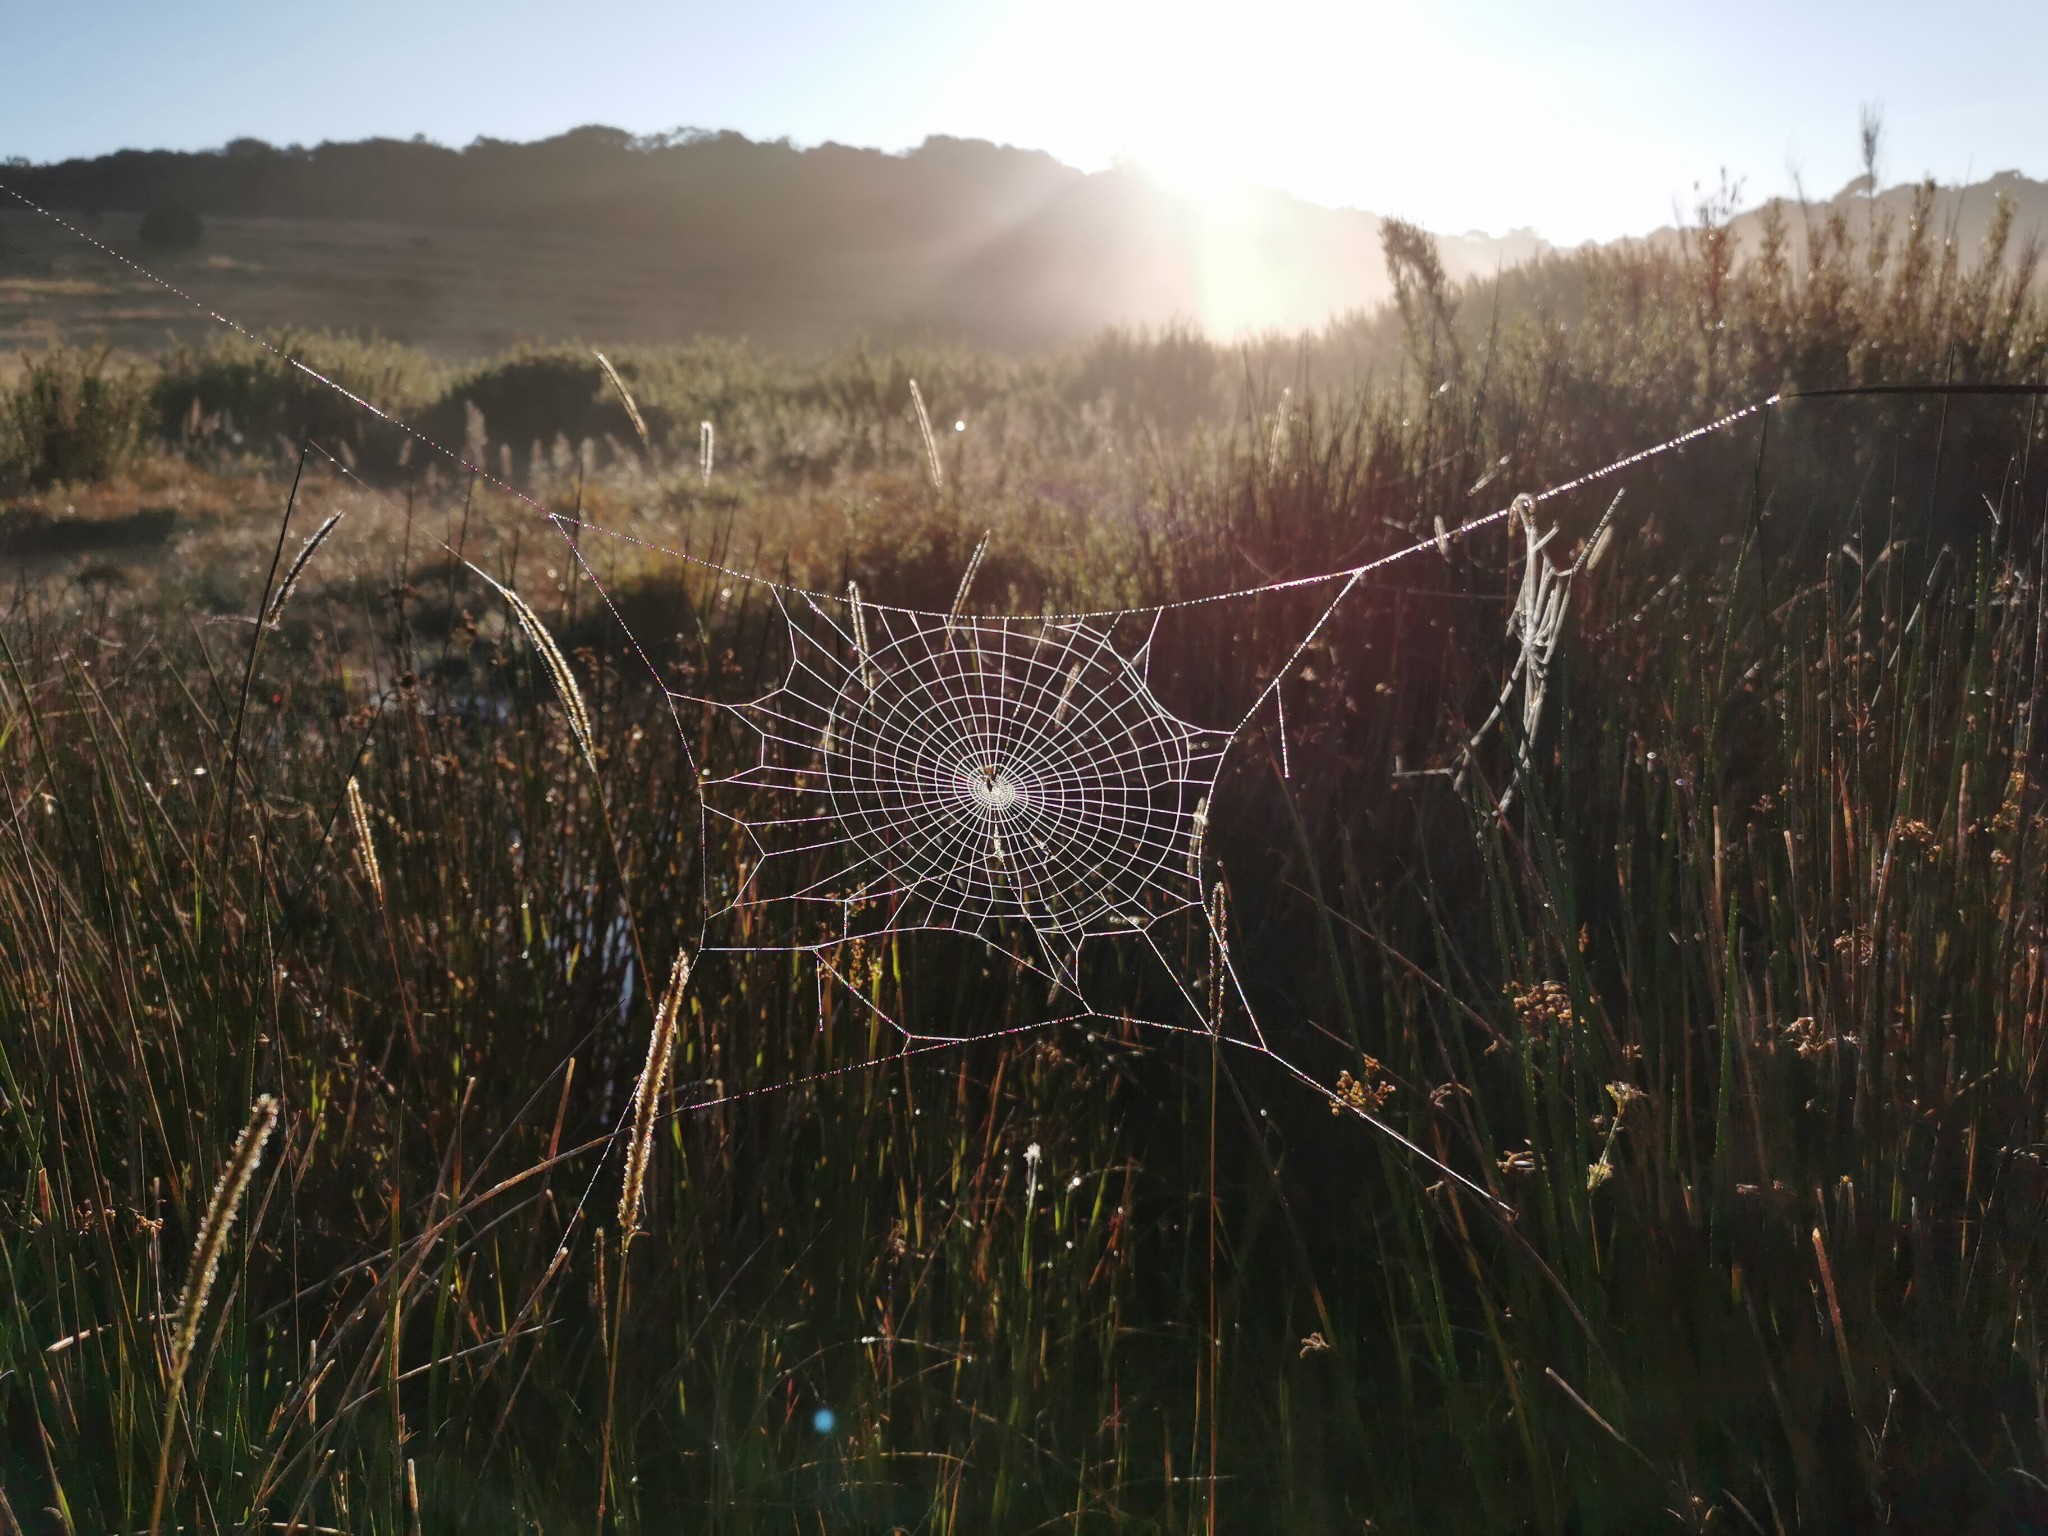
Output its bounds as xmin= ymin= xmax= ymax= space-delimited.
xmin=153 ymin=329 xmax=449 ymax=470
xmin=0 ymin=346 xmax=151 ymax=490
xmin=427 ymin=348 xmax=638 ymax=458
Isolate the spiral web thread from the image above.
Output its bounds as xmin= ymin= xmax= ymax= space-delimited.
xmin=695 ymin=589 xmax=1232 ymax=1032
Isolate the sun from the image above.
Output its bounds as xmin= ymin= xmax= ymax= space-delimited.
xmin=941 ymin=0 xmax=1443 ymax=334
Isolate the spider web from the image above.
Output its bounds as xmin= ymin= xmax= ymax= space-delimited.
xmin=695 ymin=592 xmax=1228 ymax=1013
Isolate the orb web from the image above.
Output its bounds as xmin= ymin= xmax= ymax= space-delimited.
xmin=696 ymin=595 xmax=1228 ymax=999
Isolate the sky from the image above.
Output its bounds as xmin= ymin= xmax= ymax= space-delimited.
xmin=6 ymin=0 xmax=2047 ymax=244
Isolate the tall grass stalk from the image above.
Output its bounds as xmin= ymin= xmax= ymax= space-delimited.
xmin=150 ymin=1094 xmax=279 ymax=1536
xmin=909 ymin=376 xmax=942 ymax=488
xmin=619 ymin=949 xmax=690 ymax=1248
xmin=593 ymin=351 xmax=652 ymax=458
xmin=266 ymin=510 xmax=346 ymax=628
xmin=492 ymin=576 xmax=598 ymax=776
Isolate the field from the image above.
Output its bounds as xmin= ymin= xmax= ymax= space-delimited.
xmin=4 ymin=187 xmax=2048 ymax=1533
xmin=0 ymin=205 xmax=951 ymax=358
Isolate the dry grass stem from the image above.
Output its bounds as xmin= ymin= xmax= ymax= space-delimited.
xmin=946 ymin=530 xmax=991 ymax=631
xmin=266 ymin=510 xmax=345 ymax=628
xmin=491 ymin=579 xmax=597 ymax=776
xmin=909 ymin=377 xmax=942 ymax=488
xmin=345 ymin=776 xmax=385 ymax=907
xmin=847 ymin=580 xmax=875 ymax=691
xmin=167 ymin=1093 xmax=280 ymax=1382
xmin=1268 ymin=385 xmax=1292 ymax=468
xmin=592 ymin=351 xmax=652 ymax=457
xmin=1207 ymin=880 xmax=1231 ymax=1030
xmin=618 ymin=949 xmax=692 ymax=1249
xmin=153 ymin=1094 xmax=279 ymax=1535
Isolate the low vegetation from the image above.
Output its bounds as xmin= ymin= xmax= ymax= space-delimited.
xmin=3 ymin=187 xmax=2048 ymax=1532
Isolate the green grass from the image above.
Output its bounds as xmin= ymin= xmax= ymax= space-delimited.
xmin=4 ymin=191 xmax=2048 ymax=1533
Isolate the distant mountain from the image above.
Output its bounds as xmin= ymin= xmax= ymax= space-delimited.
xmin=0 ymin=128 xmax=1548 ymax=355
xmin=4 ymin=128 xmax=2039 ymax=359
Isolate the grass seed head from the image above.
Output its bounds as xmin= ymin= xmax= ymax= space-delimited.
xmin=909 ymin=377 xmax=942 ymax=488
xmin=493 ymin=579 xmax=598 ymax=776
xmin=168 ymin=1094 xmax=279 ymax=1391
xmin=345 ymin=775 xmax=385 ymax=907
xmin=1509 ymin=979 xmax=1578 ymax=1035
xmin=593 ymin=350 xmax=652 ymax=457
xmin=266 ymin=510 xmax=344 ymax=627
xmin=619 ymin=949 xmax=692 ymax=1248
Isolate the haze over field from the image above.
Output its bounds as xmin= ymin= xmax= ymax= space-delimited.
xmin=5 ymin=127 xmax=2048 ymax=356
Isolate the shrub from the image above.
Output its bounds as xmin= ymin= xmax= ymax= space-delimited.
xmin=426 ymin=348 xmax=638 ymax=459
xmin=0 ymin=346 xmax=151 ymax=489
xmin=1068 ymin=322 xmax=1222 ymax=434
xmin=153 ymin=329 xmax=448 ymax=470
